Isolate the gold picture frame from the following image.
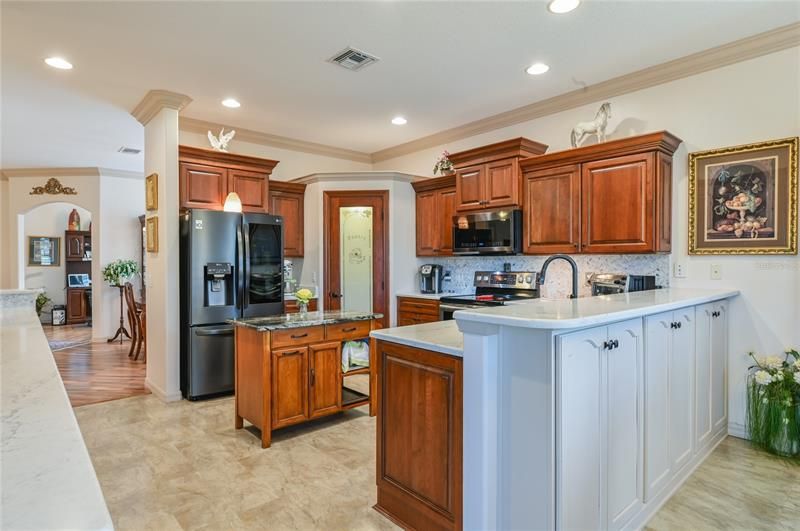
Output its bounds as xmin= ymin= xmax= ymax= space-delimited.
xmin=146 ymin=216 xmax=159 ymax=252
xmin=28 ymin=236 xmax=61 ymax=266
xmin=688 ymin=137 xmax=798 ymax=255
xmin=145 ymin=172 xmax=158 ymax=211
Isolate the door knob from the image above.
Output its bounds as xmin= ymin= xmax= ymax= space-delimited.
xmin=330 ymin=292 xmax=343 ymax=299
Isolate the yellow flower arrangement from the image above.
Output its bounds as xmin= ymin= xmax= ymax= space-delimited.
xmin=295 ymin=288 xmax=313 ymax=305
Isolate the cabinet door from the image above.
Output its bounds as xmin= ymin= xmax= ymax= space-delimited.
xmin=180 ymin=163 xmax=228 ymax=210
xmin=455 ymin=164 xmax=486 ymax=211
xmin=557 ymin=326 xmax=605 ymax=531
xmin=695 ymin=302 xmax=715 ymax=450
xmin=606 ymin=318 xmax=644 ymax=531
xmin=66 ymin=289 xmax=87 ymax=322
xmin=229 ymin=169 xmax=269 ymax=213
xmin=271 ymin=346 xmax=309 ymax=429
xmin=644 ymin=311 xmax=672 ymax=501
xmin=415 ymin=191 xmax=439 ymax=256
xmin=437 ymin=188 xmax=456 ymax=255
xmin=484 ymin=158 xmax=518 ymax=208
xmin=270 ymin=191 xmax=304 ymax=257
xmin=581 ymin=153 xmax=655 ymax=253
xmin=309 ymin=342 xmax=342 ymax=419
xmin=66 ymin=234 xmax=84 ymax=260
xmin=710 ymin=301 xmax=728 ymax=434
xmin=671 ymin=308 xmax=695 ymax=472
xmin=523 ymin=165 xmax=581 ymax=254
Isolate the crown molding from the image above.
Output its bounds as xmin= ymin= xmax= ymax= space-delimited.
xmin=371 ymin=22 xmax=800 ymax=163
xmin=131 ymin=90 xmax=193 ymax=126
xmin=99 ymin=168 xmax=145 ymax=180
xmin=1 ymin=167 xmax=101 ymax=178
xmin=290 ymin=171 xmax=424 ymax=185
xmin=180 ymin=117 xmax=372 ymax=164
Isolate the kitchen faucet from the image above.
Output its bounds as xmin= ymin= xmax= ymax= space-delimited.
xmin=538 ymin=254 xmax=579 ymax=299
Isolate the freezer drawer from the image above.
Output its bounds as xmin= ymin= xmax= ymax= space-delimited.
xmin=184 ymin=324 xmax=235 ymax=400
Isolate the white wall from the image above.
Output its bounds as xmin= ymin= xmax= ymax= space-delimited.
xmin=300 ymin=175 xmax=418 ymax=325
xmin=23 ymin=203 xmax=91 ymax=317
xmin=374 ymin=47 xmax=800 ymax=436
xmin=178 ymin=130 xmax=372 ymax=181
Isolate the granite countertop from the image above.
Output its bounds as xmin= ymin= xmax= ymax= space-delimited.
xmin=370 ymin=320 xmax=463 ymax=357
xmin=0 ymin=290 xmax=113 ymax=530
xmin=231 ymin=310 xmax=383 ymax=331
xmin=455 ymin=288 xmax=739 ymax=330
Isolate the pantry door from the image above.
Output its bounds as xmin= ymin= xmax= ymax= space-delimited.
xmin=323 ymin=191 xmax=389 ymax=328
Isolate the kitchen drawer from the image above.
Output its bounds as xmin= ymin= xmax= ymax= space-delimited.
xmin=397 ymin=297 xmax=440 ymax=317
xmin=271 ymin=326 xmax=325 ymax=349
xmin=397 ymin=313 xmax=439 ymax=327
xmin=325 ymin=320 xmax=371 ymax=342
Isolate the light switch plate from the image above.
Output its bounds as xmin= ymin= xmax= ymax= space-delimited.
xmin=710 ymin=264 xmax=722 ymax=280
xmin=673 ymin=262 xmax=687 ymax=278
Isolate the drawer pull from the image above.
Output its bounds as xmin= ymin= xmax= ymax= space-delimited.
xmin=291 ymin=333 xmax=308 ymax=339
xmin=282 ymin=350 xmax=302 ymax=356
xmin=342 ymin=326 xmax=357 ymax=332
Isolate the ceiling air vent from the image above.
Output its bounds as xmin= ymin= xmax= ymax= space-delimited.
xmin=327 ymin=47 xmax=380 ymax=71
xmin=118 ymin=146 xmax=141 ymax=155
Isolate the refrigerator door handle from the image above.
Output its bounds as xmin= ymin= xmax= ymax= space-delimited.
xmin=236 ymin=224 xmax=245 ymax=311
xmin=194 ymin=327 xmax=234 ymax=337
xmin=243 ymin=223 xmax=251 ymax=309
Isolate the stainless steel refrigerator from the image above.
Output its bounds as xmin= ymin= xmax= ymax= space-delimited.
xmin=180 ymin=209 xmax=284 ymax=400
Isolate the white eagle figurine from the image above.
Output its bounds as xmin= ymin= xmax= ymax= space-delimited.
xmin=207 ymin=128 xmax=236 ymax=152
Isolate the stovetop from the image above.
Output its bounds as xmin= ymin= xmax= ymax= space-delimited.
xmin=440 ymin=270 xmax=540 ymax=306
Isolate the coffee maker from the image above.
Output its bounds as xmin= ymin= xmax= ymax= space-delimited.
xmin=419 ymin=264 xmax=444 ymax=294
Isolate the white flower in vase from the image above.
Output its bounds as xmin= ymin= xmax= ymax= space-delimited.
xmin=754 ymin=370 xmax=773 ymax=385
xmin=794 ymin=372 xmax=800 ymax=385
xmin=773 ymin=370 xmax=784 ymax=382
xmin=764 ymin=355 xmax=783 ymax=370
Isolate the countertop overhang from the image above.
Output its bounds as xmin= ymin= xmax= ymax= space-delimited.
xmin=230 ymin=310 xmax=382 ymax=331
xmin=370 ymin=320 xmax=464 ymax=357
xmin=454 ymin=288 xmax=740 ymax=330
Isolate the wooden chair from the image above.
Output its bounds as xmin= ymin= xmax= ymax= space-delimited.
xmin=124 ymin=282 xmax=146 ymax=361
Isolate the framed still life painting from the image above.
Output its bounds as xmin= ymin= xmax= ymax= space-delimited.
xmin=689 ymin=137 xmax=798 ymax=255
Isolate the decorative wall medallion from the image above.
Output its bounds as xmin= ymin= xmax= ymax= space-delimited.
xmin=29 ymin=178 xmax=77 ymax=195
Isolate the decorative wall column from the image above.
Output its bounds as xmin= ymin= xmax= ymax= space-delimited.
xmin=132 ymin=90 xmax=192 ymax=401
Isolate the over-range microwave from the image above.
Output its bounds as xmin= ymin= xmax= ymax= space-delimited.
xmin=452 ymin=209 xmax=522 ymax=255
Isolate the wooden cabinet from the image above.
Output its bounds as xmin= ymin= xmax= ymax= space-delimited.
xmin=412 ymin=176 xmax=457 ymax=256
xmin=271 ymin=346 xmax=309 ymax=429
xmin=644 ymin=308 xmax=695 ymax=501
xmin=375 ymin=340 xmax=463 ymax=531
xmin=269 ymin=181 xmax=306 ymax=257
xmin=309 ymin=342 xmax=342 ymax=418
xmin=65 ymin=232 xmax=85 ymax=260
xmin=557 ymin=318 xmax=643 ymax=531
xmin=520 ymin=131 xmax=682 ymax=254
xmin=235 ymin=319 xmax=378 ymax=448
xmin=283 ymin=298 xmax=317 ymax=314
xmin=448 ymin=138 xmax=548 ymax=212
xmin=66 ymin=288 xmax=89 ymax=324
xmin=396 ymin=296 xmax=440 ymax=326
xmin=178 ymin=146 xmax=278 ymax=213
xmin=695 ymin=300 xmax=728 ymax=451
xmin=522 ymin=164 xmax=581 ymax=254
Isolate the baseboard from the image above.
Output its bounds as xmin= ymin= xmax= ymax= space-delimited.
xmin=727 ymin=421 xmax=749 ymax=440
xmin=145 ymin=378 xmax=183 ymax=402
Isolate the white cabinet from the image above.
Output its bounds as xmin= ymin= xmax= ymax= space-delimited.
xmin=557 ymin=318 xmax=643 ymax=531
xmin=643 ymin=308 xmax=695 ymax=501
xmin=695 ymin=300 xmax=728 ymax=450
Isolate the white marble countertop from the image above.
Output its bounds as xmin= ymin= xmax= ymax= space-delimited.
xmin=370 ymin=320 xmax=463 ymax=357
xmin=1 ymin=291 xmax=113 ymax=530
xmin=395 ymin=290 xmax=471 ymax=300
xmin=455 ymin=288 xmax=739 ymax=330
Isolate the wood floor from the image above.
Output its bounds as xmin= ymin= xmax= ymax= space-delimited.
xmin=44 ymin=324 xmax=149 ymax=407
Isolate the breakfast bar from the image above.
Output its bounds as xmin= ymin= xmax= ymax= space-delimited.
xmin=231 ymin=310 xmax=382 ymax=448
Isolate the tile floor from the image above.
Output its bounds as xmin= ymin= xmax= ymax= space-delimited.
xmin=75 ymin=394 xmax=800 ymax=530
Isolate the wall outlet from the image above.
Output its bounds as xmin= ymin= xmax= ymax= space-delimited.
xmin=673 ymin=261 xmax=687 ymax=278
xmin=710 ymin=264 xmax=722 ymax=280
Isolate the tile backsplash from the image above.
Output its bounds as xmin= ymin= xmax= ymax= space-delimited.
xmin=421 ymin=255 xmax=670 ymax=299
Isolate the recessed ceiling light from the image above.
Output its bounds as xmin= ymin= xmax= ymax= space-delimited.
xmin=548 ymin=0 xmax=580 ymax=14
xmin=44 ymin=57 xmax=73 ymax=70
xmin=221 ymin=98 xmax=241 ymax=108
xmin=391 ymin=116 xmax=407 ymax=125
xmin=526 ymin=63 xmax=550 ymax=75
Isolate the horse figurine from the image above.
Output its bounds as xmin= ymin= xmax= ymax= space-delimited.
xmin=570 ymin=102 xmax=611 ymax=148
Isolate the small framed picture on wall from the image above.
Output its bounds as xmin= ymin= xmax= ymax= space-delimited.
xmin=145 ymin=172 xmax=158 ymax=211
xmin=28 ymin=236 xmax=61 ymax=266
xmin=689 ymin=137 xmax=798 ymax=255
xmin=146 ymin=216 xmax=159 ymax=252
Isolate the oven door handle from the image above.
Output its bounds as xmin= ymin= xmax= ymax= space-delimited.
xmin=439 ymin=303 xmax=488 ymax=312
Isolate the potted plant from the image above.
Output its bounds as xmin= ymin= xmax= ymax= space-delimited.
xmin=102 ymin=259 xmax=140 ymax=343
xmin=35 ymin=290 xmax=52 ymax=317
xmin=746 ymin=349 xmax=800 ymax=459
xmin=294 ymin=288 xmax=314 ymax=315
xmin=433 ymin=150 xmax=454 ymax=176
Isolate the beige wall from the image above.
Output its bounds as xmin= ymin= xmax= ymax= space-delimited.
xmin=374 ymin=47 xmax=800 ymax=436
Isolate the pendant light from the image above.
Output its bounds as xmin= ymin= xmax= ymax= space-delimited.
xmin=223 ymin=192 xmax=243 ymax=212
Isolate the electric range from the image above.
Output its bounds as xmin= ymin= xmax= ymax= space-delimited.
xmin=439 ymin=270 xmax=540 ymax=320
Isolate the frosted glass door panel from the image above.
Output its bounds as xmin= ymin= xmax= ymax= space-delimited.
xmin=340 ymin=207 xmax=373 ymax=312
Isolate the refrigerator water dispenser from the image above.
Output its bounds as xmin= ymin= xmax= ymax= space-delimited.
xmin=205 ymin=262 xmax=233 ymax=307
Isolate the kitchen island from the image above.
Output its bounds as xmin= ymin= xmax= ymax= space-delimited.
xmin=370 ymin=288 xmax=739 ymax=531
xmin=231 ymin=310 xmax=382 ymax=448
